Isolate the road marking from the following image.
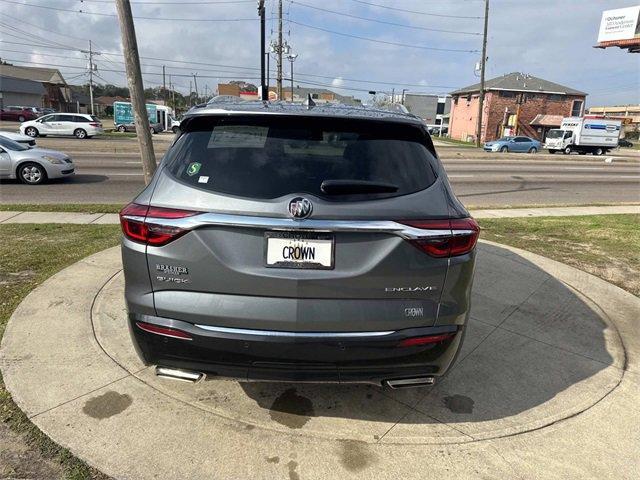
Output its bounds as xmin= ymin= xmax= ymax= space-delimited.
xmin=449 ymin=174 xmax=475 ymax=178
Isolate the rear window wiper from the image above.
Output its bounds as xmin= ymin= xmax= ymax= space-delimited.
xmin=320 ymin=179 xmax=399 ymax=195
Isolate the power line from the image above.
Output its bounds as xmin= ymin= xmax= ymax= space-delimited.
xmin=347 ymin=0 xmax=483 ymax=19
xmin=0 ymin=40 xmax=460 ymax=90
xmin=288 ymin=20 xmax=480 ymax=52
xmin=0 ymin=0 xmax=262 ymax=21
xmin=0 ymin=21 xmax=76 ymax=50
xmin=2 ymin=57 xmax=451 ymax=95
xmin=79 ymin=0 xmax=254 ymax=3
xmin=289 ymin=1 xmax=482 ymax=36
xmin=0 ymin=58 xmax=264 ymax=80
xmin=0 ymin=11 xmax=90 ymax=43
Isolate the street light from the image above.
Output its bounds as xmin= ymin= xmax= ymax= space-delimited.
xmin=287 ymin=53 xmax=298 ymax=102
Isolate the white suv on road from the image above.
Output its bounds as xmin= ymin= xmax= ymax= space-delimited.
xmin=20 ymin=113 xmax=104 ymax=139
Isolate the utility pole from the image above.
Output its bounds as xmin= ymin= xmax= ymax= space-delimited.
xmin=86 ymin=40 xmax=100 ymax=116
xmin=277 ymin=0 xmax=283 ymax=100
xmin=114 ymin=0 xmax=156 ymax=184
xmin=193 ymin=73 xmax=199 ymax=104
xmin=189 ymin=80 xmax=193 ymax=106
xmin=258 ymin=0 xmax=267 ymax=101
xmin=401 ymin=88 xmax=407 ymax=105
xmin=391 ymin=88 xmax=395 ymax=104
xmin=162 ymin=65 xmax=166 ymax=105
xmin=170 ymin=77 xmax=175 ymax=111
xmin=287 ymin=53 xmax=297 ymax=102
xmin=475 ymin=0 xmax=490 ymax=147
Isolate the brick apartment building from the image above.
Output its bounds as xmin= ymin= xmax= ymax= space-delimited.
xmin=449 ymin=72 xmax=587 ymax=142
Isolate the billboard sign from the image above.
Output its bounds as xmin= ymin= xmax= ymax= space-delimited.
xmin=597 ymin=6 xmax=640 ymax=42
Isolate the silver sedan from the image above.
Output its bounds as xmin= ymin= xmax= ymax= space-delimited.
xmin=0 ymin=136 xmax=75 ymax=184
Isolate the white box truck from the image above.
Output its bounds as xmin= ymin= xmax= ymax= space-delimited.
xmin=544 ymin=117 xmax=621 ymax=155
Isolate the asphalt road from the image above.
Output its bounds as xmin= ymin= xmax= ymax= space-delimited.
xmin=0 ymin=136 xmax=639 ymax=207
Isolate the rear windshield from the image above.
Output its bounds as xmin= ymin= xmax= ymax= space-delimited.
xmin=165 ymin=115 xmax=438 ymax=201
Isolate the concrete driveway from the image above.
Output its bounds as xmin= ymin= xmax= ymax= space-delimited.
xmin=1 ymin=242 xmax=639 ymax=479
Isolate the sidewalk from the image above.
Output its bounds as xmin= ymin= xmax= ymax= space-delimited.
xmin=0 ymin=205 xmax=638 ymax=225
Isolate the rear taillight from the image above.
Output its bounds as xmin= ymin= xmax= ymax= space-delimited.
xmin=119 ymin=202 xmax=201 ymax=246
xmin=89 ymin=122 xmax=101 ymax=127
xmin=136 ymin=321 xmax=192 ymax=340
xmin=398 ymin=332 xmax=456 ymax=347
xmin=400 ymin=218 xmax=480 ymax=258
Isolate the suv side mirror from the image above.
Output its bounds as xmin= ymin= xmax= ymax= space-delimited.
xmin=0 ymin=147 xmax=6 ymax=153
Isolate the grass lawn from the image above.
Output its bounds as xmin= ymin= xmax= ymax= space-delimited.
xmin=433 ymin=137 xmax=479 ymax=147
xmin=0 ymin=204 xmax=124 ymax=214
xmin=0 ymin=224 xmax=121 ymax=480
xmin=100 ymin=131 xmax=138 ymax=138
xmin=480 ymin=214 xmax=640 ymax=296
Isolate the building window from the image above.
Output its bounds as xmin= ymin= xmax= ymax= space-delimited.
xmin=571 ymin=100 xmax=583 ymax=117
xmin=499 ymin=90 xmax=517 ymax=98
xmin=311 ymin=93 xmax=319 ymax=99
xmin=436 ymin=102 xmax=445 ymax=115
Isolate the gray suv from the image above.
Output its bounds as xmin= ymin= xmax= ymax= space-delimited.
xmin=120 ymin=102 xmax=478 ymax=388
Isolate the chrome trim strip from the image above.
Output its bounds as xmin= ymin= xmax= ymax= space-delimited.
xmin=123 ymin=212 xmax=472 ymax=240
xmin=194 ymin=324 xmax=395 ymax=338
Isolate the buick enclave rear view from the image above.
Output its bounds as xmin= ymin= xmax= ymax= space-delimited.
xmin=120 ymin=103 xmax=478 ymax=388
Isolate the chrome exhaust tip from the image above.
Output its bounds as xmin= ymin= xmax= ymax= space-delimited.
xmin=155 ymin=366 xmax=205 ymax=383
xmin=385 ymin=376 xmax=436 ymax=389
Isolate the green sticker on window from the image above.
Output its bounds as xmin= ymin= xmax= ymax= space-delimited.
xmin=186 ymin=162 xmax=201 ymax=176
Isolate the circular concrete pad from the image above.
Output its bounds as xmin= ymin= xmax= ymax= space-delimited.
xmin=91 ymin=243 xmax=625 ymax=445
xmin=3 ymin=242 xmax=639 ymax=479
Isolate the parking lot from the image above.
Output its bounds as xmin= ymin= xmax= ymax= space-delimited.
xmin=1 ymin=124 xmax=639 ymax=207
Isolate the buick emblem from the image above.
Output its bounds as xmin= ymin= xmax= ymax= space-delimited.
xmin=288 ymin=197 xmax=313 ymax=219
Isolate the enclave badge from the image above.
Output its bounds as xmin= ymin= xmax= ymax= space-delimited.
xmin=288 ymin=197 xmax=313 ymax=219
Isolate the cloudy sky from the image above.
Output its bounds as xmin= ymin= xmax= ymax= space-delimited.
xmin=1 ymin=0 xmax=639 ymax=106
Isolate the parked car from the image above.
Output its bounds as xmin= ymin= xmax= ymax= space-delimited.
xmin=36 ymin=107 xmax=56 ymax=116
xmin=0 ymin=135 xmax=75 ymax=184
xmin=116 ymin=120 xmax=164 ymax=134
xmin=0 ymin=130 xmax=36 ymax=146
xmin=484 ymin=136 xmax=541 ymax=153
xmin=618 ymin=138 xmax=634 ymax=148
xmin=20 ymin=113 xmax=103 ymax=139
xmin=120 ymin=102 xmax=479 ymax=387
xmin=0 ymin=106 xmax=39 ymax=122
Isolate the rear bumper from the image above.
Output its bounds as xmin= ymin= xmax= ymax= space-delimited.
xmin=128 ymin=313 xmax=466 ymax=386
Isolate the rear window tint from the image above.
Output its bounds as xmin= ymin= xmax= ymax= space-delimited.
xmin=165 ymin=115 xmax=437 ymax=201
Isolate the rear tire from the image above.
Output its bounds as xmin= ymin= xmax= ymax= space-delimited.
xmin=594 ymin=147 xmax=604 ymax=156
xmin=117 ymin=125 xmax=126 ymax=133
xmin=74 ymin=128 xmax=87 ymax=139
xmin=18 ymin=162 xmax=47 ymax=185
xmin=528 ymin=147 xmax=538 ymax=154
xmin=500 ymin=146 xmax=508 ymax=152
xmin=25 ymin=126 xmax=38 ymax=137
xmin=172 ymin=126 xmax=179 ymax=134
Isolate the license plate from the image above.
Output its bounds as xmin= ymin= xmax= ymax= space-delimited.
xmin=265 ymin=231 xmax=334 ymax=269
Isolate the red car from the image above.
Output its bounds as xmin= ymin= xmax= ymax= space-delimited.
xmin=0 ymin=106 xmax=39 ymax=122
